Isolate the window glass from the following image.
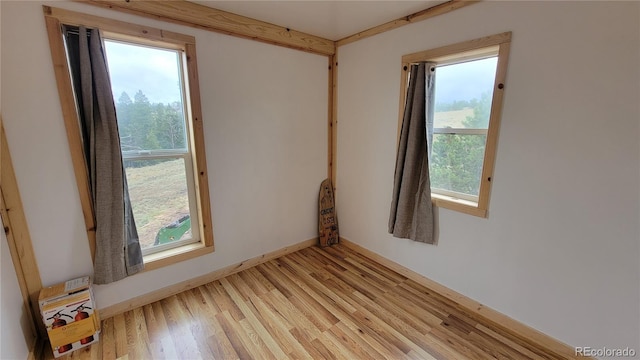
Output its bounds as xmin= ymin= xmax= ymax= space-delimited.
xmin=430 ymin=134 xmax=487 ymax=197
xmin=124 ymin=158 xmax=191 ymax=250
xmin=104 ymin=41 xmax=187 ymax=152
xmin=104 ymin=40 xmax=198 ymax=255
xmin=430 ymin=56 xmax=498 ymax=199
xmin=433 ymin=57 xmax=497 ymax=129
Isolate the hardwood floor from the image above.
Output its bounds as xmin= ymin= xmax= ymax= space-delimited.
xmin=45 ymin=244 xmax=565 ymax=359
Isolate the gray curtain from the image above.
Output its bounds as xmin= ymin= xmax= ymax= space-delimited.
xmin=389 ymin=62 xmax=436 ymax=244
xmin=65 ymin=26 xmax=144 ymax=284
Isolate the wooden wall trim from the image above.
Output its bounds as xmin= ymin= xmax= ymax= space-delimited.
xmin=339 ymin=237 xmax=588 ymax=360
xmin=99 ymin=238 xmax=317 ymax=319
xmin=0 ymin=124 xmax=46 ymax=338
xmin=43 ymin=15 xmax=98 ymax=261
xmin=337 ymin=0 xmax=479 ymax=48
xmin=74 ymin=0 xmax=335 ymax=56
xmin=26 ymin=338 xmax=45 ymax=360
xmin=43 ymin=5 xmax=195 ymax=46
xmin=183 ymin=41 xmax=215 ymax=251
xmin=327 ymin=53 xmax=338 ymax=189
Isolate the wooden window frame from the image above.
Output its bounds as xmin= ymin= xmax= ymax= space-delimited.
xmin=43 ymin=6 xmax=214 ymax=272
xmin=102 ymin=38 xmax=201 ymax=257
xmin=398 ymin=32 xmax=511 ymax=218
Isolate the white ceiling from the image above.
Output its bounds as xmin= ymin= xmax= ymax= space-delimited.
xmin=192 ymin=1 xmax=447 ymax=41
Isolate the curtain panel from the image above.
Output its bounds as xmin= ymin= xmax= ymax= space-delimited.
xmin=389 ymin=62 xmax=436 ymax=244
xmin=64 ymin=26 xmax=144 ymax=284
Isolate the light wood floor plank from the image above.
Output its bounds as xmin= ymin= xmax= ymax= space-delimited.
xmin=261 ymin=260 xmax=338 ymax=331
xmin=322 ymin=246 xmax=401 ymax=289
xmin=204 ymin=281 xmax=245 ymax=322
xmin=160 ymin=295 xmax=203 ymax=359
xmin=334 ymin=245 xmax=409 ymax=283
xmin=43 ymin=244 xmax=571 ymax=359
xmin=178 ymin=290 xmax=220 ymax=358
xmin=215 ymin=311 xmax=252 ymax=359
xmin=221 ymin=277 xmax=287 ymax=359
xmin=263 ymin=260 xmax=352 ymax=326
xmin=247 ymin=295 xmax=311 ymax=359
xmin=237 ymin=318 xmax=278 ymax=360
xmin=112 ymin=314 xmax=127 ymax=358
xmin=100 ymin=315 xmax=116 ymax=360
xmin=321 ymin=325 xmax=365 ymax=360
xmin=274 ymin=257 xmax=357 ymax=314
xmin=288 ymin=328 xmax=327 ymax=359
xmin=148 ymin=301 xmax=178 ymax=359
xmin=429 ymin=325 xmax=496 ymax=360
xmin=263 ymin=290 xmax=323 ymax=343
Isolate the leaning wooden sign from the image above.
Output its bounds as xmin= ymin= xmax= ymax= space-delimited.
xmin=318 ymin=178 xmax=339 ymax=247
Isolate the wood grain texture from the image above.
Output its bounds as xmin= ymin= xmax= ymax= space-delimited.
xmin=318 ymin=178 xmax=339 ymax=247
xmin=43 ymin=14 xmax=98 ymax=260
xmin=45 ymin=242 xmax=584 ymax=359
xmin=328 ymin=53 xmax=338 ymax=191
xmin=43 ymin=6 xmax=195 ymax=46
xmin=99 ymin=238 xmax=317 ymax=319
xmin=327 ymin=55 xmax=335 ymax=184
xmin=337 ymin=0 xmax=479 ymax=47
xmin=0 ymin=124 xmax=45 ymax=339
xmin=476 ymin=40 xmax=510 ymax=212
xmin=340 ymin=238 xmax=587 ymax=359
xmin=75 ymin=0 xmax=335 ymax=56
xmin=401 ymin=32 xmax=511 ymax=67
xmin=183 ymin=41 xmax=215 ymax=251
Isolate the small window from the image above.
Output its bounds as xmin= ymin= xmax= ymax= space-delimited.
xmin=399 ymin=32 xmax=511 ymax=217
xmin=103 ymin=40 xmax=199 ymax=256
xmin=431 ymin=56 xmax=497 ymax=203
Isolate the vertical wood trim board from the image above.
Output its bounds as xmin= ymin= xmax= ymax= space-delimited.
xmin=339 ymin=237 xmax=588 ymax=360
xmin=327 ymin=56 xmax=334 ymax=182
xmin=477 ymin=40 xmax=511 ymax=212
xmin=330 ymin=52 xmax=339 ymax=192
xmin=27 ymin=338 xmax=45 ymax=360
xmin=43 ymin=14 xmax=98 ymax=261
xmin=327 ymin=51 xmax=338 ymax=194
xmin=184 ymin=41 xmax=215 ymax=250
xmin=0 ymin=124 xmax=46 ymax=338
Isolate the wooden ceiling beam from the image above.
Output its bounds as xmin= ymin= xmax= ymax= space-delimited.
xmin=74 ymin=0 xmax=336 ymax=56
xmin=337 ymin=0 xmax=480 ymax=48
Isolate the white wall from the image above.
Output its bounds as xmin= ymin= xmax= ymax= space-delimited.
xmin=0 ymin=3 xmax=32 ymax=357
xmin=337 ymin=0 xmax=640 ymax=352
xmin=1 ymin=1 xmax=327 ymax=309
xmin=1 ymin=218 xmax=35 ymax=359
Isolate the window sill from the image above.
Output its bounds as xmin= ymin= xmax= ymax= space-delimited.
xmin=142 ymin=242 xmax=213 ymax=272
xmin=432 ymin=193 xmax=487 ymax=218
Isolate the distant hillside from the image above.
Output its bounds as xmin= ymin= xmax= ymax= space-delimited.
xmin=434 ymin=108 xmax=474 ymax=128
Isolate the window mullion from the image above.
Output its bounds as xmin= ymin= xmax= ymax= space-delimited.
xmin=122 ymin=150 xmax=188 ymax=161
xmin=433 ymin=128 xmax=488 ymax=135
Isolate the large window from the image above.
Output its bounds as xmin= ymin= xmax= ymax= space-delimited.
xmin=103 ymin=39 xmax=199 ymax=256
xmin=45 ymin=7 xmax=214 ymax=270
xmin=399 ymin=32 xmax=511 ymax=217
